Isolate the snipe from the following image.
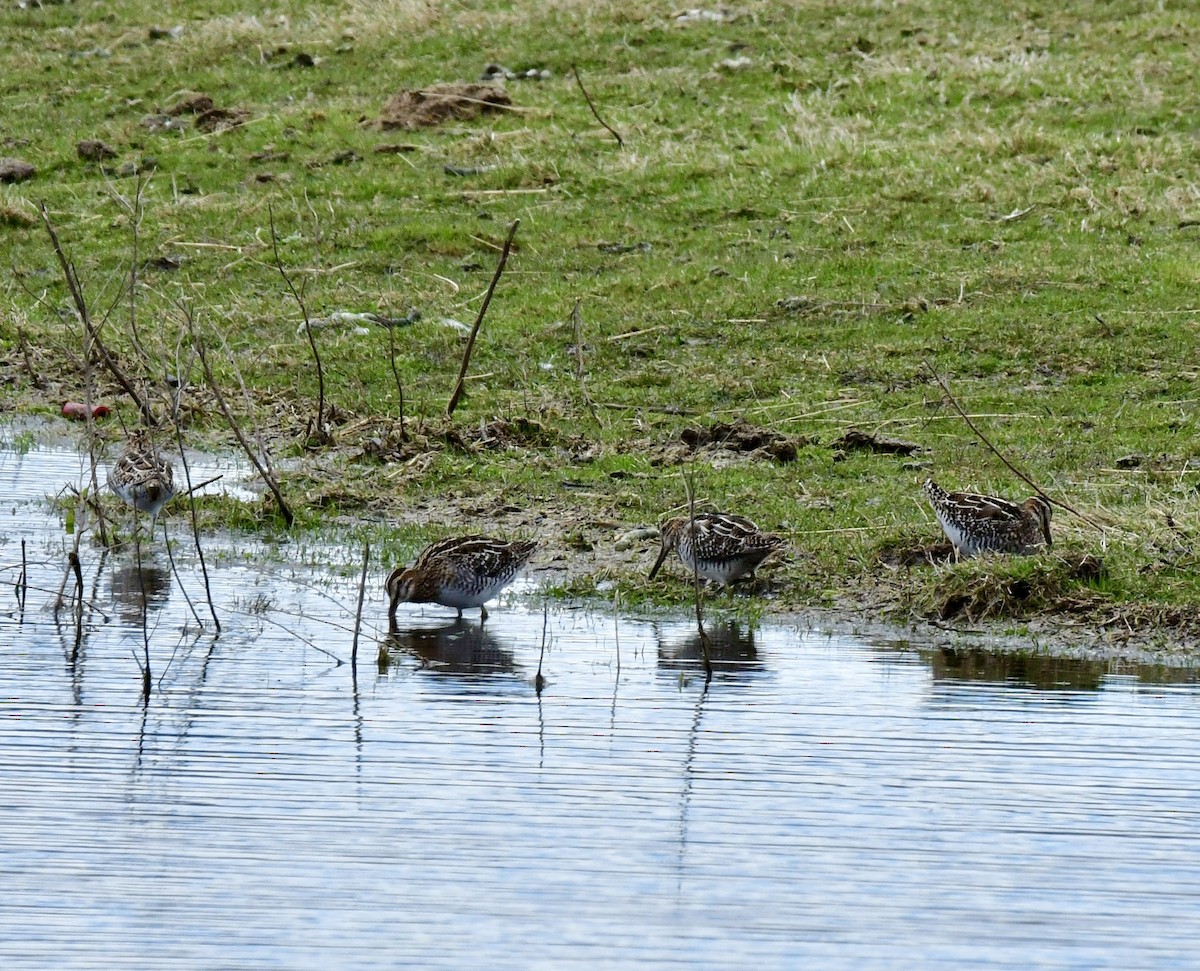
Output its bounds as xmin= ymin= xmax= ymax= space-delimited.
xmin=923 ymin=479 xmax=1051 ymax=555
xmin=386 ymin=536 xmax=537 ymax=622
xmin=648 ymin=512 xmax=786 ymax=589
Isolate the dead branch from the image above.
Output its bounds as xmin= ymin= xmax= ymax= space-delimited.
xmin=268 ymin=202 xmax=327 ymax=439
xmin=924 ymin=362 xmax=1106 ymax=532
xmin=571 ymin=63 xmax=624 ymax=148
xmin=39 ymin=202 xmax=155 ymax=425
xmin=446 ymin=219 xmax=520 ymax=418
xmin=186 ymin=307 xmax=294 ymax=527
xmin=570 ymin=298 xmax=601 ymax=424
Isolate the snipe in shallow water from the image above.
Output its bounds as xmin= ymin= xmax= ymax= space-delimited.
xmin=386 ymin=536 xmax=537 ymax=622
xmin=648 ymin=512 xmax=786 ymax=589
xmin=107 ymin=428 xmax=175 ymax=527
xmin=922 ymin=478 xmax=1051 ymax=555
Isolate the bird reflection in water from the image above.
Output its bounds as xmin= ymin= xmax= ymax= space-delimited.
xmin=657 ymin=620 xmax=763 ymax=679
xmin=383 ymin=619 xmax=518 ymax=678
xmin=109 ymin=558 xmax=172 ymax=626
xmin=929 ymin=646 xmax=1106 ymax=692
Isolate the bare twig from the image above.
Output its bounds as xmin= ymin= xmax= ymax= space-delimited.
xmin=39 ymin=202 xmax=154 ymax=425
xmin=924 ymin=362 xmax=1105 ymax=532
xmin=446 ymin=219 xmax=520 ymax=418
xmin=180 ymin=474 xmax=224 ymax=497
xmin=15 ymin=327 xmax=45 ymax=390
xmin=571 ymin=63 xmax=624 ymax=148
xmin=570 ymin=298 xmax=601 ymax=424
xmin=186 ymin=308 xmax=294 ymax=527
xmin=105 ymin=173 xmax=152 ymax=363
xmin=387 ymin=319 xmax=407 ymax=441
xmin=268 ymin=203 xmax=327 ymax=439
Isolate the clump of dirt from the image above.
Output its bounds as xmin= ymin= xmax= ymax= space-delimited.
xmin=657 ymin=419 xmax=812 ymax=466
xmin=164 ymin=91 xmax=249 ymax=132
xmin=922 ymin=553 xmax=1108 ymax=622
xmin=832 ymin=428 xmax=923 ymax=456
xmin=0 ymin=204 xmax=35 ymax=227
xmin=376 ymin=83 xmax=513 ymax=130
xmin=0 ymin=157 xmax=35 ymax=183
xmin=166 ymin=92 xmax=216 ymax=115
xmin=195 ymin=107 xmax=250 ymax=133
xmin=77 ymin=139 xmax=118 ymax=162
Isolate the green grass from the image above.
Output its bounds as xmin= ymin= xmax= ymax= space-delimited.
xmin=3 ymin=0 xmax=1200 ymax=637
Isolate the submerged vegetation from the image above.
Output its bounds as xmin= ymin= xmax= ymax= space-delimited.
xmin=2 ymin=0 xmax=1200 ymax=645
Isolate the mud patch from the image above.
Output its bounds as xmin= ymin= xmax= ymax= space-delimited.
xmin=875 ymin=537 xmax=956 ymax=567
xmin=357 ymin=416 xmax=567 ymax=464
xmin=462 ymin=416 xmax=558 ymax=449
xmin=376 ymin=83 xmax=513 ymax=130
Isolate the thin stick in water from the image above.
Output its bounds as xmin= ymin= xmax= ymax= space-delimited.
xmin=682 ymin=465 xmax=711 ymax=683
xmin=16 ymin=539 xmax=27 ymax=614
xmin=535 ymin=599 xmax=548 ymax=696
xmin=68 ymin=550 xmax=85 ymax=661
xmin=350 ymin=540 xmax=370 ymax=672
xmin=169 ymin=379 xmax=221 ymax=631
xmin=162 ymin=523 xmax=204 ymax=630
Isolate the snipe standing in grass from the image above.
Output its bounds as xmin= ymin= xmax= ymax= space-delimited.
xmin=648 ymin=512 xmax=787 ymax=590
xmin=386 ymin=536 xmax=537 ymax=622
xmin=107 ymin=428 xmax=175 ymax=529
xmin=922 ymin=478 xmax=1052 ymax=555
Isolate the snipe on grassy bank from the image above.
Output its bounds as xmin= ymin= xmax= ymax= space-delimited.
xmin=386 ymin=536 xmax=537 ymax=622
xmin=922 ymin=478 xmax=1051 ymax=555
xmin=648 ymin=512 xmax=786 ymax=589
xmin=107 ymin=428 xmax=175 ymax=528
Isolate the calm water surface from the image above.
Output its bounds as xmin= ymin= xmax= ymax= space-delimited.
xmin=2 ymin=443 xmax=1200 ymax=969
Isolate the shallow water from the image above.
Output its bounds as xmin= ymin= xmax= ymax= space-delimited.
xmin=3 ymin=441 xmax=1200 ymax=969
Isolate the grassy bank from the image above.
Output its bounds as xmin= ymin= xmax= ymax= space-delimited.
xmin=2 ymin=0 xmax=1199 ymax=640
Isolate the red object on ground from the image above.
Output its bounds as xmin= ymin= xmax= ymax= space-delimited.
xmin=61 ymin=401 xmax=111 ymax=420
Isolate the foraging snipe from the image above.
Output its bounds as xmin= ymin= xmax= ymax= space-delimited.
xmin=648 ymin=512 xmax=786 ymax=589
xmin=386 ymin=536 xmax=537 ymax=622
xmin=922 ymin=478 xmax=1051 ymax=555
xmin=107 ymin=428 xmax=175 ymax=526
